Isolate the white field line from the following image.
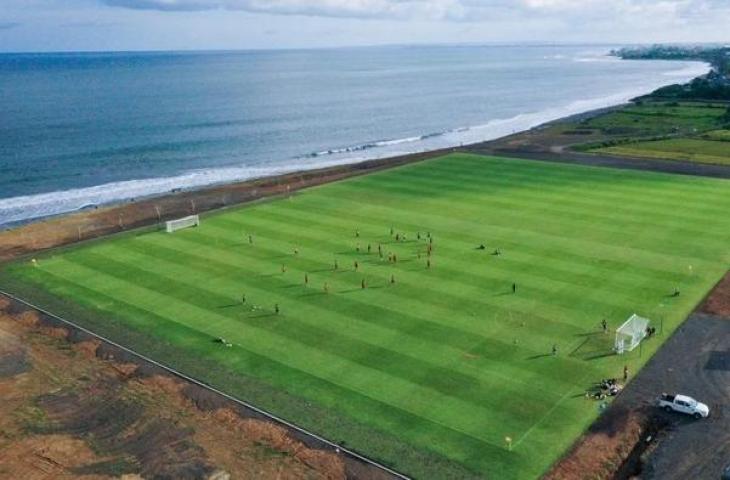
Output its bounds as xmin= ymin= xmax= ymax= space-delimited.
xmin=0 ymin=290 xmax=411 ymax=480
xmin=512 ymin=371 xmax=590 ymax=449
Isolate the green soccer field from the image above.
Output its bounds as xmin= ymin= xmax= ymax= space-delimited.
xmin=3 ymin=153 xmax=729 ymax=479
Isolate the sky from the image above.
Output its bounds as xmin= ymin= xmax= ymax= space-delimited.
xmin=0 ymin=0 xmax=729 ymax=52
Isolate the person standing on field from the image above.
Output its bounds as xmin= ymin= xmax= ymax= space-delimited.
xmin=601 ymin=319 xmax=608 ymax=334
xmin=275 ymin=304 xmax=280 ymax=315
xmin=552 ymin=344 xmax=557 ymax=356
xmin=623 ymin=365 xmax=629 ymax=382
xmin=512 ymin=283 xmax=517 ymax=294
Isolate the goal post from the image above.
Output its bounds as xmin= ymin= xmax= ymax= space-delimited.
xmin=615 ymin=313 xmax=650 ymax=354
xmin=165 ymin=214 xmax=200 ymax=233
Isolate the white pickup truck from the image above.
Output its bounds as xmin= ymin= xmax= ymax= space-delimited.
xmin=657 ymin=393 xmax=709 ymax=419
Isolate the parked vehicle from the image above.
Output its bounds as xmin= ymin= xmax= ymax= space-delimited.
xmin=657 ymin=393 xmax=709 ymax=419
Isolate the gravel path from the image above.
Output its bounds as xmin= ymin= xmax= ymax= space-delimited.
xmin=613 ymin=312 xmax=730 ymax=479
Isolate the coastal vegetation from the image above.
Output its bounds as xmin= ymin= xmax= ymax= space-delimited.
xmin=568 ymin=97 xmax=730 ymax=166
xmin=2 ymin=153 xmax=728 ymax=479
xmin=614 ymin=45 xmax=730 ymax=100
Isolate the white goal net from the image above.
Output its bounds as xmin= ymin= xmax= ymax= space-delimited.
xmin=615 ymin=313 xmax=650 ymax=354
xmin=165 ymin=215 xmax=200 ymax=233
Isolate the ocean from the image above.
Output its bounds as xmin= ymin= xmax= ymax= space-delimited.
xmin=0 ymin=45 xmax=707 ymax=226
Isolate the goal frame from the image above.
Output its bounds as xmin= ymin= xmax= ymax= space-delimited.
xmin=165 ymin=214 xmax=200 ymax=233
xmin=615 ymin=313 xmax=650 ymax=354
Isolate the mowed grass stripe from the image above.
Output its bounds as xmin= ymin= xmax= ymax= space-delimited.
xmin=394 ymin=158 xmax=730 ymax=221
xmin=51 ymin=252 xmax=551 ymax=447
xmin=126 ymin=233 xmax=599 ymax=384
xmin=224 ymin=205 xmax=698 ymax=304
xmin=267 ymin=186 xmax=718 ymax=275
xmin=407 ymin=154 xmax=730 ymax=212
xmin=174 ymin=222 xmax=605 ymax=341
xmin=21 ymin=265 xmax=511 ymax=469
xmin=207 ymin=217 xmax=661 ymax=340
xmin=345 ymin=168 xmax=730 ymax=241
xmin=251 ymin=201 xmax=698 ymax=286
xmin=313 ymin=182 xmax=726 ymax=261
xmin=7 ymin=153 xmax=728 ymax=480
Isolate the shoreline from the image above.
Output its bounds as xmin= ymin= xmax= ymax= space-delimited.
xmin=0 ymin=58 xmax=709 ymax=229
xmin=0 ymin=59 xmax=719 ymax=261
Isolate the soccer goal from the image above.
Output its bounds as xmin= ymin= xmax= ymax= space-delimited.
xmin=165 ymin=214 xmax=200 ymax=233
xmin=615 ymin=313 xmax=650 ymax=354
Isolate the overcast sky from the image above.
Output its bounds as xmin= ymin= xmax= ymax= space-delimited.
xmin=0 ymin=0 xmax=728 ymax=52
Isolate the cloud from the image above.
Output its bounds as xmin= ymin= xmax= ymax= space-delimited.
xmin=101 ymin=0 xmax=462 ymax=19
xmin=97 ymin=0 xmax=730 ymax=24
xmin=0 ymin=22 xmax=21 ymax=30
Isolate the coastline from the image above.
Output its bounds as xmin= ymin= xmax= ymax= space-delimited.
xmin=0 ymin=59 xmax=716 ymax=261
xmin=0 ymin=57 xmax=709 ymax=228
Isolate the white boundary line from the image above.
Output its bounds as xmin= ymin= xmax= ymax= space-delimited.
xmin=0 ymin=290 xmax=411 ymax=480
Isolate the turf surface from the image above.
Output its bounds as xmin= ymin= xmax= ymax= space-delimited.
xmin=3 ymin=153 xmax=729 ymax=479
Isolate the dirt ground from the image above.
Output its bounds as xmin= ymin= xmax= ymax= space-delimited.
xmin=544 ymin=273 xmax=730 ymax=480
xmin=700 ymin=272 xmax=730 ymax=316
xmin=0 ymin=296 xmax=350 ymax=480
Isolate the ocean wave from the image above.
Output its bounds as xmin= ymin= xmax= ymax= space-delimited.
xmin=301 ymin=132 xmax=447 ymax=158
xmin=0 ymin=61 xmax=709 ymax=228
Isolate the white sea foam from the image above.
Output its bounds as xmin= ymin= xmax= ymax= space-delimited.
xmin=0 ymin=60 xmax=709 ymax=228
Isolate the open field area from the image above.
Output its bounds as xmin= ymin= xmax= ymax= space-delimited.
xmin=593 ymin=135 xmax=730 ymax=166
xmin=1 ymin=153 xmax=729 ymax=479
xmin=578 ymin=101 xmax=728 ymax=138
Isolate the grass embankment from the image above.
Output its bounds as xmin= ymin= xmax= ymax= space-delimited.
xmin=2 ymin=153 xmax=729 ymax=479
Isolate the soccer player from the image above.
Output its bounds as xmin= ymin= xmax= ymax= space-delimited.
xmin=367 ymin=244 xmax=371 ymax=254
xmin=281 ymin=264 xmax=287 ymax=273
xmin=304 ymin=273 xmax=309 ymax=285
xmin=601 ymin=319 xmax=608 ymax=333
xmin=512 ymin=283 xmax=517 ymax=294
xmin=390 ymin=274 xmax=395 ymax=284
xmin=552 ymin=344 xmax=558 ymax=356
xmin=334 ymin=259 xmax=338 ymax=270
xmin=324 ymin=282 xmax=329 ymax=294
xmin=241 ymin=294 xmax=246 ymax=305
xmin=361 ymin=279 xmax=366 ymax=289
xmin=354 ymin=260 xmax=359 ymax=271
xmin=623 ymin=365 xmax=629 ymax=382
xmin=275 ymin=304 xmax=280 ymax=315
xmin=426 ymin=259 xmax=431 ymax=269
xmin=248 ymin=234 xmax=253 ymax=244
